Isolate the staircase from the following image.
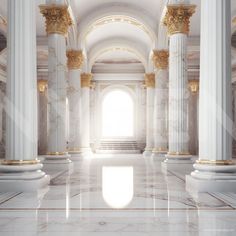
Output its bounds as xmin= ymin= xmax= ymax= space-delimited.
xmin=96 ymin=140 xmax=141 ymax=154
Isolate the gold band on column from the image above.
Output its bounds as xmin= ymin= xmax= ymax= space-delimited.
xmin=196 ymin=160 xmax=234 ymax=165
xmin=66 ymin=50 xmax=84 ymax=70
xmin=144 ymin=73 xmax=155 ymax=88
xmin=153 ymin=147 xmax=168 ymax=153
xmin=1 ymin=160 xmax=40 ymax=165
xmin=152 ymin=50 xmax=169 ymax=70
xmin=47 ymin=152 xmax=68 ymax=156
xmin=39 ymin=4 xmax=73 ymax=36
xmin=163 ymin=4 xmax=196 ymax=36
xmin=167 ymin=152 xmax=190 ymax=156
xmin=81 ymin=73 xmax=93 ymax=88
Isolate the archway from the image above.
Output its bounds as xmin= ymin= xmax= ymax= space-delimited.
xmin=102 ymin=89 xmax=134 ymax=139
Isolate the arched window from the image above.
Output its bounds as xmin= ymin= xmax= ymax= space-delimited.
xmin=102 ymin=90 xmax=134 ymax=138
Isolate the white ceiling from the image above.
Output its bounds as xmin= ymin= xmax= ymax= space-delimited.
xmin=1 ymin=0 xmax=236 ymax=74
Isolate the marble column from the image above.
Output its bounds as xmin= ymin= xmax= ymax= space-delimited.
xmin=232 ymin=83 xmax=236 ymax=158
xmin=186 ymin=0 xmax=236 ymax=193
xmin=143 ymin=73 xmax=155 ymax=157
xmin=37 ymin=80 xmax=48 ymax=155
xmin=188 ymin=79 xmax=199 ymax=156
xmin=80 ymin=73 xmax=93 ymax=158
xmin=0 ymin=0 xmax=49 ymax=191
xmin=151 ymin=50 xmax=169 ymax=160
xmin=163 ymin=4 xmax=196 ymax=164
xmin=66 ymin=50 xmax=84 ymax=160
xmin=40 ymin=3 xmax=72 ymax=163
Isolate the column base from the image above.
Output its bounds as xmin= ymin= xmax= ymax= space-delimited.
xmin=0 ymin=163 xmax=50 ymax=192
xmin=186 ymin=163 xmax=236 ymax=193
xmin=79 ymin=148 xmax=93 ymax=159
xmin=143 ymin=149 xmax=153 ymax=157
xmin=161 ymin=154 xmax=194 ymax=173
xmin=43 ymin=154 xmax=72 ymax=164
xmin=151 ymin=150 xmax=167 ymax=161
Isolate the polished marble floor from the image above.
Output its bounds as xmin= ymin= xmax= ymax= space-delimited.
xmin=1 ymin=154 xmax=236 ymax=235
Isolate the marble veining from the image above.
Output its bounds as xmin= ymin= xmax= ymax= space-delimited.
xmin=0 ymin=154 xmax=236 ymax=235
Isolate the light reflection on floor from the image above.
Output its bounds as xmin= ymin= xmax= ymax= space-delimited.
xmin=0 ymin=154 xmax=236 ymax=235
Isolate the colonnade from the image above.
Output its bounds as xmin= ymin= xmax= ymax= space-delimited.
xmin=0 ymin=0 xmax=236 ymax=193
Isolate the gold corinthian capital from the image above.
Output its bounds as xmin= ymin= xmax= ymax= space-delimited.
xmin=66 ymin=50 xmax=84 ymax=70
xmin=152 ymin=50 xmax=169 ymax=70
xmin=81 ymin=73 xmax=93 ymax=88
xmin=37 ymin=79 xmax=48 ymax=93
xmin=163 ymin=4 xmax=196 ymax=36
xmin=188 ymin=79 xmax=199 ymax=93
xmin=144 ymin=73 xmax=155 ymax=88
xmin=39 ymin=4 xmax=72 ymax=36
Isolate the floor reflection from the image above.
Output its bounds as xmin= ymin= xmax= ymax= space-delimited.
xmin=102 ymin=166 xmax=133 ymax=208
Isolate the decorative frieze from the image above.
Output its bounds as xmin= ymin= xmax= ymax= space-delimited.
xmin=188 ymin=79 xmax=199 ymax=93
xmin=66 ymin=50 xmax=84 ymax=70
xmin=144 ymin=73 xmax=155 ymax=88
xmin=81 ymin=73 xmax=93 ymax=88
xmin=152 ymin=50 xmax=169 ymax=70
xmin=163 ymin=5 xmax=196 ymax=36
xmin=39 ymin=4 xmax=72 ymax=36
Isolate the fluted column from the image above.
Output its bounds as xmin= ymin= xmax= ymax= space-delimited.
xmin=186 ymin=0 xmax=236 ymax=193
xmin=80 ymin=73 xmax=93 ymax=157
xmin=188 ymin=79 xmax=199 ymax=155
xmin=0 ymin=0 xmax=49 ymax=191
xmin=40 ymin=3 xmax=72 ymax=163
xmin=37 ymin=80 xmax=48 ymax=155
xmin=67 ymin=50 xmax=84 ymax=159
xmin=163 ymin=4 xmax=196 ymax=163
xmin=143 ymin=73 xmax=155 ymax=157
xmin=151 ymin=50 xmax=169 ymax=159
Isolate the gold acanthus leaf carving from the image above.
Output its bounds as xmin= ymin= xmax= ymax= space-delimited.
xmin=188 ymin=79 xmax=199 ymax=93
xmin=39 ymin=4 xmax=72 ymax=36
xmin=37 ymin=79 xmax=48 ymax=93
xmin=81 ymin=73 xmax=93 ymax=88
xmin=163 ymin=5 xmax=196 ymax=36
xmin=144 ymin=73 xmax=155 ymax=88
xmin=152 ymin=50 xmax=169 ymax=70
xmin=66 ymin=50 xmax=84 ymax=70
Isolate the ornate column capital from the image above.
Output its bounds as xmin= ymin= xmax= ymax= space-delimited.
xmin=152 ymin=50 xmax=169 ymax=70
xmin=144 ymin=73 xmax=155 ymax=88
xmin=188 ymin=79 xmax=199 ymax=94
xmin=39 ymin=4 xmax=72 ymax=36
xmin=38 ymin=79 xmax=48 ymax=93
xmin=81 ymin=73 xmax=93 ymax=88
xmin=163 ymin=4 xmax=196 ymax=36
xmin=66 ymin=50 xmax=84 ymax=70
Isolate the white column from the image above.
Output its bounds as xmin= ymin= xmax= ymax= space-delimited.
xmin=80 ymin=73 xmax=93 ymax=157
xmin=232 ymin=83 xmax=236 ymax=158
xmin=40 ymin=3 xmax=72 ymax=163
xmin=37 ymin=80 xmax=48 ymax=155
xmin=143 ymin=73 xmax=155 ymax=157
xmin=0 ymin=0 xmax=49 ymax=192
xmin=66 ymin=50 xmax=83 ymax=159
xmin=186 ymin=0 xmax=236 ymax=193
xmin=151 ymin=50 xmax=169 ymax=159
xmin=163 ymin=4 xmax=196 ymax=164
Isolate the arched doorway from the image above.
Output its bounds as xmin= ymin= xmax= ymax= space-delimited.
xmin=102 ymin=89 xmax=134 ymax=139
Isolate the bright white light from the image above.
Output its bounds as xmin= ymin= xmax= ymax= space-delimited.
xmin=102 ymin=166 xmax=134 ymax=208
xmin=102 ymin=90 xmax=134 ymax=137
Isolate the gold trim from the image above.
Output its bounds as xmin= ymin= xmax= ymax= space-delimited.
xmin=1 ymin=160 xmax=40 ymax=165
xmin=196 ymin=160 xmax=234 ymax=165
xmin=167 ymin=152 xmax=190 ymax=156
xmin=144 ymin=73 xmax=155 ymax=88
xmin=81 ymin=73 xmax=93 ymax=88
xmin=152 ymin=50 xmax=169 ymax=70
xmin=66 ymin=50 xmax=84 ymax=70
xmin=163 ymin=4 xmax=196 ymax=36
xmin=47 ymin=152 xmax=67 ymax=156
xmin=37 ymin=79 xmax=48 ymax=93
xmin=39 ymin=4 xmax=73 ymax=36
xmin=153 ymin=147 xmax=168 ymax=153
xmin=188 ymin=79 xmax=199 ymax=93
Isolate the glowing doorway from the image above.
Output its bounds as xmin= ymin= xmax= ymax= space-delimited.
xmin=102 ymin=90 xmax=134 ymax=138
